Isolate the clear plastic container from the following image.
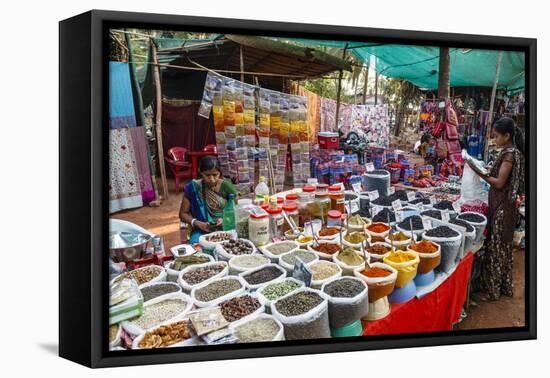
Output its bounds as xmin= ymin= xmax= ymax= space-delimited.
xmin=329 ymin=185 xmax=345 ymax=213
xmin=267 ymin=207 xmax=285 ymax=240
xmin=298 ymin=186 xmax=316 ymax=227
xmin=282 ymin=203 xmax=299 ymax=234
xmin=285 ymin=193 xmax=298 ymax=205
xmin=327 ymin=210 xmax=343 ymax=227
xmin=249 ymin=211 xmax=270 ymax=247
xmin=236 ymin=199 xmax=254 ymax=239
xmin=312 ymin=192 xmax=331 ymax=226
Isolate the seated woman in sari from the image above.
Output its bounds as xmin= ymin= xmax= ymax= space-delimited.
xmin=179 ymin=156 xmax=237 ymax=244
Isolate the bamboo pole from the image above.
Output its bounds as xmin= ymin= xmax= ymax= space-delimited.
xmin=374 ymin=70 xmax=379 ymax=105
xmin=334 ymin=45 xmax=349 ymax=131
xmin=240 ymin=45 xmax=245 ymax=83
xmin=484 ymin=51 xmax=504 ymax=160
xmin=151 ymin=39 xmax=169 ymax=200
xmin=362 ymin=65 xmax=369 ymax=104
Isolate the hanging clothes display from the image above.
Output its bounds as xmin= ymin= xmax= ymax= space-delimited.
xmin=350 ymin=104 xmax=390 ymax=147
xmin=320 ymin=98 xmax=337 ymax=132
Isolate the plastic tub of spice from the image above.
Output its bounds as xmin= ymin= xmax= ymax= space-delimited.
xmin=122 ymin=292 xmax=193 ymax=336
xmin=219 ymin=293 xmax=265 ymax=324
xmin=342 ymin=231 xmax=370 ymax=250
xmin=408 ymin=240 xmax=441 ymax=273
xmin=383 ymin=250 xmax=420 ymax=288
xmin=278 ymin=249 xmax=319 ymax=275
xmin=178 ymin=261 xmax=229 ymax=293
xmin=294 ymin=233 xmax=314 ymax=248
xmin=366 ymin=242 xmax=394 ymax=262
xmin=321 ymin=276 xmax=369 ymax=329
xmin=199 ymin=230 xmax=238 ymax=256
xmin=191 ymin=276 xmax=246 ymax=308
xmin=165 ymin=254 xmax=214 ymax=281
xmin=239 ymin=264 xmax=287 ymax=291
xmin=256 ymin=277 xmax=305 ymax=313
xmin=228 ymin=254 xmax=270 ymax=275
xmin=307 ymin=240 xmax=342 ymax=260
xmin=214 ymin=238 xmax=257 ymax=261
xmin=365 ymin=222 xmax=391 ymax=240
xmin=354 ymin=262 xmax=398 ymax=302
xmin=132 ymin=319 xmax=198 ymax=349
xmin=346 ymin=214 xmax=371 ymax=232
xmin=271 ymin=287 xmax=330 ymax=340
xmin=111 ymin=264 xmax=167 ymax=289
xmin=333 ymin=248 xmax=366 ymax=276
xmin=316 ymin=226 xmax=347 ymax=241
xmin=309 ymin=260 xmax=343 ymax=289
xmin=230 ymin=313 xmax=285 ymax=342
xmin=260 ymin=240 xmax=300 ymax=262
xmin=384 ymin=231 xmax=416 ymax=251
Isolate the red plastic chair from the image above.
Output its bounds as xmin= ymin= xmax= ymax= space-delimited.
xmin=165 ymin=147 xmax=192 ymax=193
xmin=203 ymin=144 xmax=217 ymax=153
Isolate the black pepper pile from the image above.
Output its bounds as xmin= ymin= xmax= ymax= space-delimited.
xmin=372 ymin=208 xmax=396 ymax=223
xmin=219 ymin=295 xmax=261 ymax=322
xmin=182 ymin=264 xmax=225 ymax=285
xmin=243 ymin=266 xmax=283 ymax=285
xmin=275 ymin=291 xmax=323 ymax=316
xmin=425 ymin=226 xmax=460 ymax=238
xmin=140 ymin=283 xmax=179 ymax=302
xmin=369 ymin=169 xmax=389 ymax=176
xmin=323 ymin=278 xmax=365 ymax=298
xmin=421 ymin=209 xmax=442 ymax=220
xmin=458 ymin=213 xmax=486 ymax=223
xmin=449 ymin=219 xmax=475 ymax=233
xmin=433 ymin=200 xmax=454 ymax=211
xmin=398 ymin=215 xmax=424 ymax=230
xmin=221 ymin=239 xmax=254 ymax=255
xmin=372 ymin=195 xmax=393 ymax=207
xmin=389 ymin=190 xmax=409 ymax=202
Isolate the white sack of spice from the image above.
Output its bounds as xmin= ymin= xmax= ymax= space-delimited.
xmin=191 ymin=276 xmax=247 ymax=308
xmin=111 ymin=265 xmax=167 ymax=289
xmin=199 ymin=230 xmax=238 ymax=251
xmin=178 ymin=261 xmax=229 ymax=293
xmin=121 ymin=292 xmax=193 ymax=336
xmin=228 ymin=254 xmax=270 ymax=275
xmin=321 ymin=276 xmax=369 ymax=328
xmin=229 ymin=313 xmax=285 ymax=343
xmin=260 ymin=240 xmax=299 ymax=262
xmin=238 ymin=263 xmax=286 ymax=291
xmin=214 ymin=238 xmax=257 ymax=261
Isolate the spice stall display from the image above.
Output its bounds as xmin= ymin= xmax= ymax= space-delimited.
xmin=219 ymin=294 xmax=264 ymax=323
xmin=140 ymin=282 xmax=181 ymax=303
xmin=343 ymin=231 xmax=370 ymax=250
xmin=366 ymin=242 xmax=393 ymax=262
xmin=132 ymin=320 xmax=195 ymax=349
xmin=308 ymin=240 xmax=342 ymax=260
xmin=198 ymin=230 xmax=238 ymax=256
xmin=322 ymin=277 xmax=369 ymax=335
xmin=271 ymin=288 xmax=330 ymax=340
xmin=385 ymin=231 xmax=415 ymax=251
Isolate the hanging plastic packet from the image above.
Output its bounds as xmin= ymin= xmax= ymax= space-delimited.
xmin=259 ymin=89 xmax=271 ymax=150
xmin=198 ymin=72 xmax=223 ymax=119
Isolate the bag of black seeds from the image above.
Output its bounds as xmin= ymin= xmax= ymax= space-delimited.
xmin=239 ymin=264 xmax=287 ymax=291
xmin=422 ymin=227 xmax=462 ymax=273
xmin=321 ymin=277 xmax=369 ymax=328
xmin=178 ymin=261 xmax=229 ymax=293
xmin=457 ymin=211 xmax=487 ymax=246
xmin=140 ymin=281 xmax=181 ymax=304
xmin=271 ymin=288 xmax=330 ymax=340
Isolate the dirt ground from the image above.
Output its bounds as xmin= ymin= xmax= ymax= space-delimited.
xmin=111 ymin=177 xmax=525 ymax=331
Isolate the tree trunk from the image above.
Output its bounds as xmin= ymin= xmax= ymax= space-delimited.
xmin=362 ymin=65 xmax=369 ymax=104
xmin=438 ymin=47 xmax=450 ymax=98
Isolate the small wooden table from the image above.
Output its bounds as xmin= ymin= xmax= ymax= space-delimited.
xmin=187 ymin=151 xmax=218 ymax=178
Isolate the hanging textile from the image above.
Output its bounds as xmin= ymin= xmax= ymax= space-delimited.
xmin=109 ymin=128 xmax=143 ymax=213
xmin=129 ymin=126 xmax=156 ymax=204
xmin=320 ymin=98 xmax=337 ymax=132
xmin=350 ymin=104 xmax=390 ymax=147
xmin=109 ymin=61 xmax=137 ymax=129
xmin=338 ymin=104 xmax=353 ymax=136
xmin=291 ymin=84 xmax=320 ymax=144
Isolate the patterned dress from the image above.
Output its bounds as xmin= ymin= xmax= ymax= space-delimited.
xmin=482 ymin=146 xmax=522 ymax=300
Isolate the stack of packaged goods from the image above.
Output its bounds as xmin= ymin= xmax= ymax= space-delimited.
xmin=243 ymin=84 xmax=257 ymax=187
xmin=259 ymin=89 xmax=271 ymax=188
xmin=298 ymin=97 xmax=310 ymax=184
xmin=223 ymin=79 xmax=238 ymax=183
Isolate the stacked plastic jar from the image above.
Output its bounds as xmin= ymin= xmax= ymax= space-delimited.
xmin=297 ymin=186 xmax=316 ymax=227
xmin=328 ymin=185 xmax=345 ymax=213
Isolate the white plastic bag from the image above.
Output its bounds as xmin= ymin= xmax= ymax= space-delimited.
xmin=321 ymin=276 xmax=369 ymax=328
xmin=178 ymin=261 xmax=228 ymax=293
xmin=460 ymin=162 xmax=488 ymax=203
xmin=271 ymin=287 xmax=330 ymax=340
xmin=218 ymin=292 xmax=265 ymax=325
xmin=139 ymin=281 xmax=182 ymax=305
xmin=278 ymin=250 xmax=319 ymax=275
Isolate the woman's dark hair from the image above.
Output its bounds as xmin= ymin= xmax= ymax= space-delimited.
xmin=198 ymin=155 xmax=222 ymax=174
xmin=493 ymin=117 xmax=525 ymax=155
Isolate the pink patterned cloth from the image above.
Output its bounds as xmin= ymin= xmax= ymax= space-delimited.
xmin=129 ymin=126 xmax=156 ymax=204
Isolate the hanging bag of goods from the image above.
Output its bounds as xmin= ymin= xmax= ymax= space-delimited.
xmin=456 ymin=212 xmax=487 ymax=246
xmin=354 ymin=262 xmax=397 ymax=302
xmin=177 ymin=261 xmax=229 ymax=293
xmin=421 ymin=226 xmax=462 ymax=273
xmin=298 ymin=96 xmax=310 ymax=184
xmin=321 ymin=276 xmax=369 ymax=329
xmin=408 ymin=240 xmax=441 ymax=274
xmin=271 ymin=288 xmax=331 ymax=340
xmin=383 ymin=250 xmax=420 ymax=288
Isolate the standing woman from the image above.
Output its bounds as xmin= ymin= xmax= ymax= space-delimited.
xmin=179 ymin=156 xmax=237 ymax=244
xmin=469 ymin=117 xmax=524 ymax=300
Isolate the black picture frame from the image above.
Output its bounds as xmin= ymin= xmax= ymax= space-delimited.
xmin=59 ymin=9 xmax=537 ymax=368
